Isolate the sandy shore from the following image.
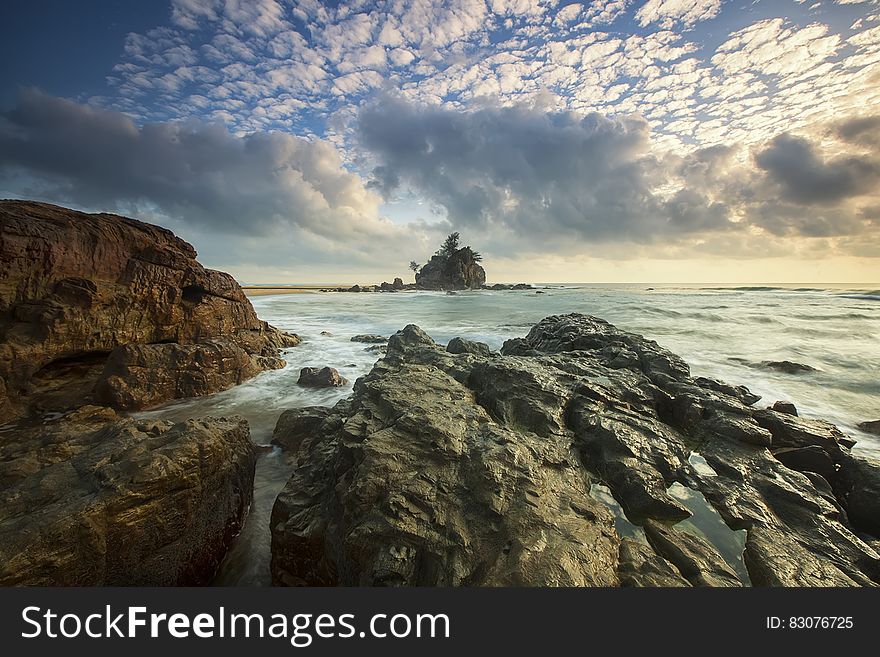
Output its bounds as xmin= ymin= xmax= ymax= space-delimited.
xmin=242 ymin=285 xmax=339 ymax=297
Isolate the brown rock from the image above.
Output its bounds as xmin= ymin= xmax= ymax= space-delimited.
xmin=0 ymin=408 xmax=255 ymax=585
xmin=298 ymin=366 xmax=348 ymax=387
xmin=0 ymin=200 xmax=299 ymax=420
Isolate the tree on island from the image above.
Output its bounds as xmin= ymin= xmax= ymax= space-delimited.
xmin=409 ymin=260 xmax=420 ymax=272
xmin=437 ymin=232 xmax=460 ymax=259
xmin=414 ymin=232 xmax=486 ymax=290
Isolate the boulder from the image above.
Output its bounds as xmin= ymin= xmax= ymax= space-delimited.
xmin=270 ymin=314 xmax=880 ymax=587
xmin=446 ymin=336 xmax=492 ymax=357
xmin=350 ymin=334 xmax=387 ymax=344
xmin=298 ymin=367 xmax=348 ymax=387
xmin=771 ymin=400 xmax=798 ymax=416
xmin=415 ymin=247 xmax=486 ymax=290
xmin=0 ymin=200 xmax=299 ymax=421
xmin=0 ymin=408 xmax=255 ymax=585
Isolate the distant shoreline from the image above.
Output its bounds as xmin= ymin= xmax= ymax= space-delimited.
xmin=242 ymin=285 xmax=329 ymax=296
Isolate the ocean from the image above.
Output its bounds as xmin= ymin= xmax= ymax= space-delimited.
xmin=137 ymin=284 xmax=880 ymax=585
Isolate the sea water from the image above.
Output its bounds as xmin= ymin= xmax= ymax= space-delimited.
xmin=137 ymin=284 xmax=880 ymax=585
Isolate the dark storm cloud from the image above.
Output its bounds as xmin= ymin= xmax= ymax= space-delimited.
xmin=358 ymin=96 xmax=734 ymax=244
xmin=358 ymin=97 xmax=880 ymax=252
xmin=0 ymin=89 xmax=384 ymax=242
xmin=754 ymin=133 xmax=880 ymax=205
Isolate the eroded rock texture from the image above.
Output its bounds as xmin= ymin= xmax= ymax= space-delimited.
xmin=0 ymin=200 xmax=299 ymax=421
xmin=271 ymin=314 xmax=880 ymax=587
xmin=0 ymin=407 xmax=255 ymax=585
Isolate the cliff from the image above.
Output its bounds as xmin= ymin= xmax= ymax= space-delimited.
xmin=0 ymin=200 xmax=299 ymax=421
xmin=415 ymin=246 xmax=486 ymax=290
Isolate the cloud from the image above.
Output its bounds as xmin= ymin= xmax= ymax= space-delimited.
xmin=635 ymin=0 xmax=724 ymax=29
xmin=357 ymin=95 xmax=735 ymax=248
xmin=834 ymin=115 xmax=880 ymax=148
xmin=754 ymin=133 xmax=880 ymax=205
xmin=0 ymin=89 xmax=396 ymax=250
xmin=357 ymin=96 xmax=880 ymax=255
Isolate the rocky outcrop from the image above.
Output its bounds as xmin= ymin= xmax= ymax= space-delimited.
xmin=0 ymin=200 xmax=299 ymax=421
xmin=0 ymin=407 xmax=255 ymax=585
xmin=270 ymin=314 xmax=880 ymax=587
xmin=415 ymin=247 xmax=486 ymax=290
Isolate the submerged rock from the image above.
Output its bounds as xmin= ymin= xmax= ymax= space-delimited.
xmin=270 ymin=314 xmax=879 ymax=587
xmin=0 ymin=408 xmax=255 ymax=585
xmin=760 ymin=360 xmax=819 ymax=374
xmin=298 ymin=366 xmax=348 ymax=387
xmin=0 ymin=200 xmax=299 ymax=421
xmin=858 ymin=420 xmax=880 ymax=435
xmin=350 ymin=334 xmax=387 ymax=344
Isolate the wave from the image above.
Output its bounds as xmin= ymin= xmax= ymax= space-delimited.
xmin=838 ymin=293 xmax=880 ymax=302
xmin=790 ymin=312 xmax=873 ymax=321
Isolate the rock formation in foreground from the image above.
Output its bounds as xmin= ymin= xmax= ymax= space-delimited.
xmin=0 ymin=200 xmax=300 ymax=422
xmin=415 ymin=246 xmax=486 ymax=290
xmin=270 ymin=314 xmax=880 ymax=586
xmin=0 ymin=406 xmax=254 ymax=585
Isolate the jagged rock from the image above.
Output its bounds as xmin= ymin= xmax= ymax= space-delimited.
xmin=858 ymin=420 xmax=880 ymax=435
xmin=270 ymin=314 xmax=880 ymax=587
xmin=836 ymin=454 xmax=880 ymax=538
xmin=415 ymin=247 xmax=486 ymax=290
xmin=0 ymin=407 xmax=254 ymax=585
xmin=320 ymin=331 xmax=332 ymax=336
xmin=772 ymin=400 xmax=798 ymax=416
xmin=0 ymin=200 xmax=299 ymax=421
xmin=753 ymin=409 xmax=856 ymax=452
xmin=772 ymin=446 xmax=837 ymax=481
xmin=446 ymin=336 xmax=492 ymax=357
xmin=694 ymin=377 xmax=761 ymax=405
xmin=298 ymin=367 xmax=348 ymax=387
xmin=617 ymin=538 xmax=691 ymax=587
xmin=351 ymin=334 xmax=387 ymax=344
xmin=272 ymin=406 xmax=331 ymax=453
xmin=642 ymin=520 xmax=743 ymax=587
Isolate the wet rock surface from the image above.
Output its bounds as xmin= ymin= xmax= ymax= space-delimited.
xmin=0 ymin=407 xmax=255 ymax=585
xmin=0 ymin=200 xmax=299 ymax=421
xmin=298 ymin=366 xmax=348 ymax=387
xmin=270 ymin=313 xmax=880 ymax=587
xmin=350 ymin=334 xmax=387 ymax=344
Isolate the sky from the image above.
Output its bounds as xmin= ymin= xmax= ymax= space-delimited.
xmin=1 ymin=0 xmax=879 ymax=284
